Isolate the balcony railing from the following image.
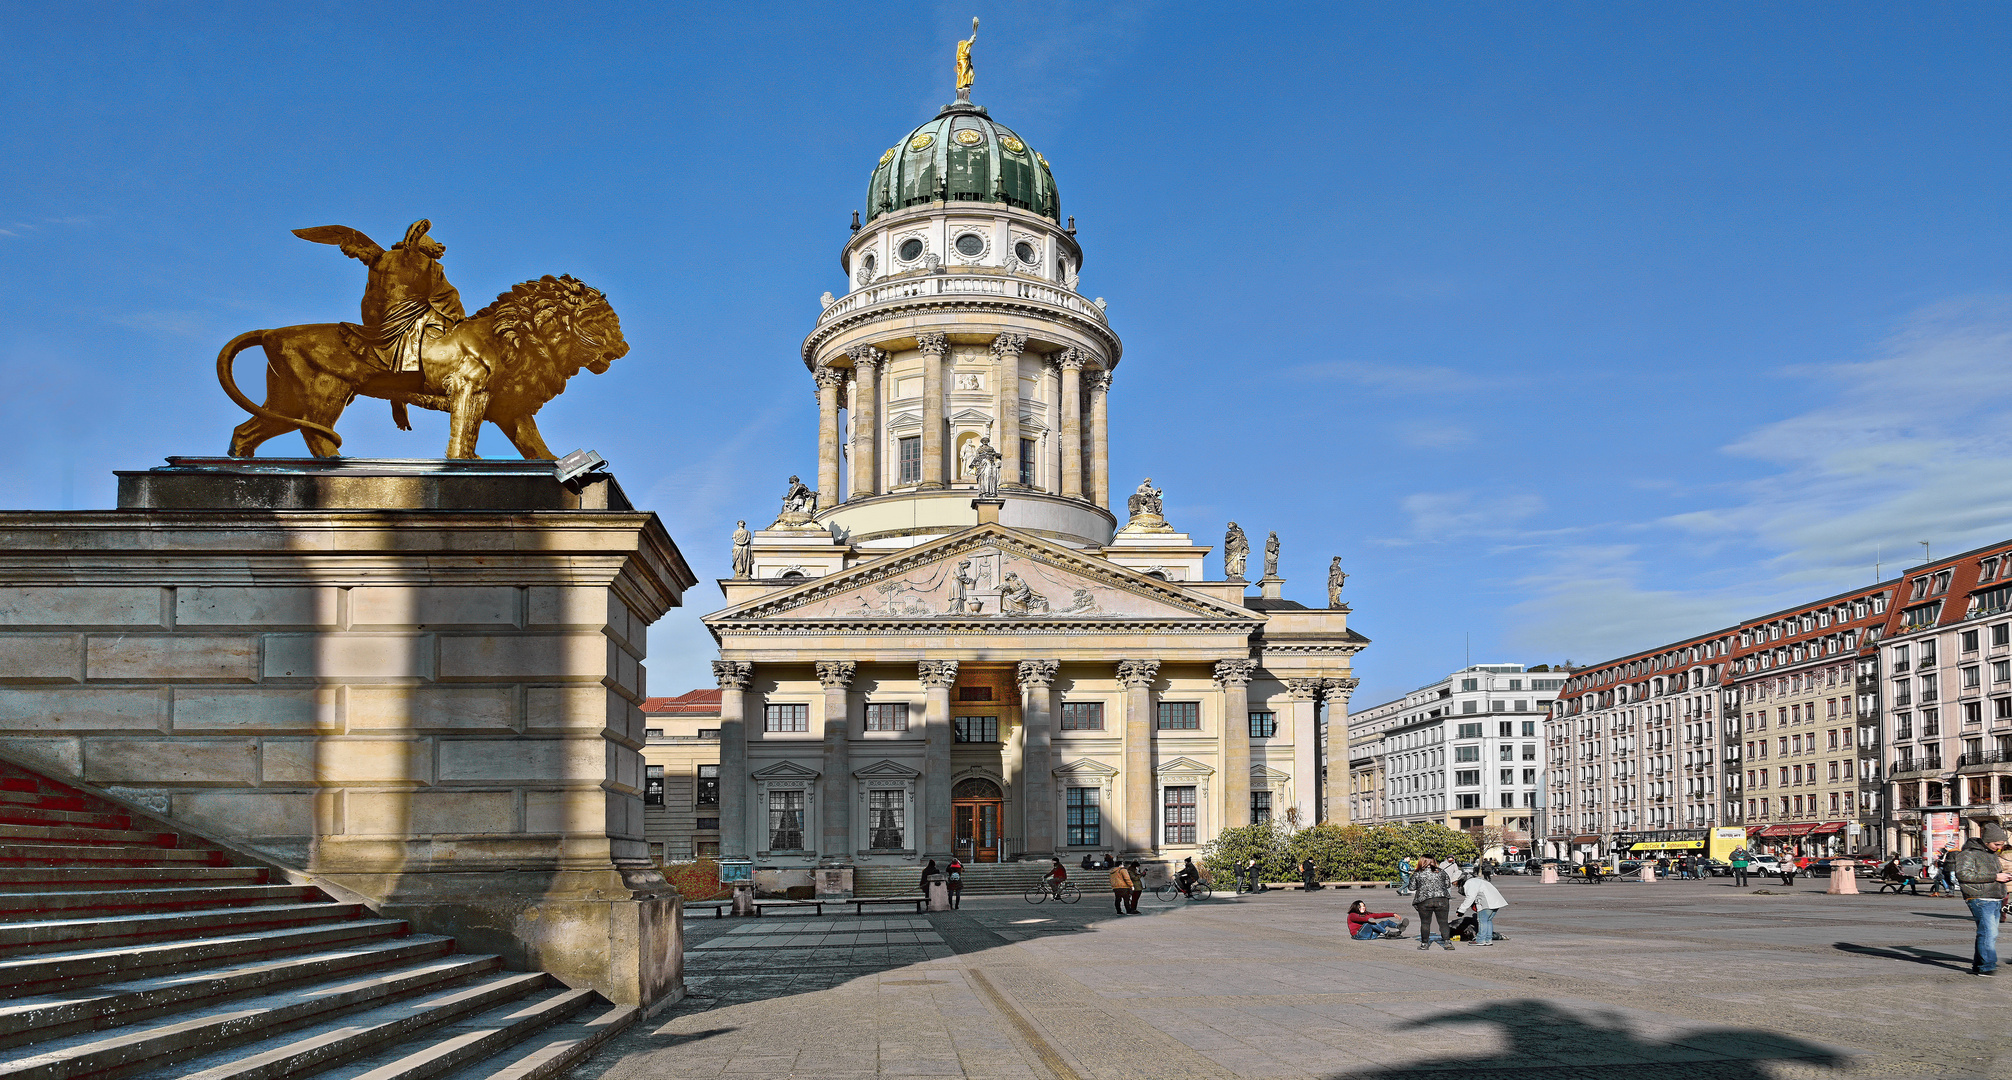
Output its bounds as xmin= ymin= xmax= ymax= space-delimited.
xmin=816 ymin=272 xmax=1109 ymax=326
xmin=1958 ymin=750 xmax=2012 ymax=768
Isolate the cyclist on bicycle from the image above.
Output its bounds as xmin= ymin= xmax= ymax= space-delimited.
xmin=1045 ymin=857 xmax=1067 ymax=899
xmin=1176 ymin=857 xmax=1201 ymax=898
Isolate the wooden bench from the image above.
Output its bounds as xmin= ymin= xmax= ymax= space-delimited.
xmin=685 ymin=899 xmax=733 ymax=919
xmin=851 ymin=896 xmax=928 ymax=914
xmin=1321 ymin=881 xmax=1391 ymax=889
xmin=749 ymin=898 xmax=826 ymax=917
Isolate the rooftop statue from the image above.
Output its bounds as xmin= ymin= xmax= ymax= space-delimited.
xmin=955 ymin=17 xmax=978 ymax=101
xmin=1328 ymin=556 xmax=1349 ymax=607
xmin=1223 ymin=522 xmax=1249 ymax=580
xmin=218 ymin=220 xmax=627 ymax=459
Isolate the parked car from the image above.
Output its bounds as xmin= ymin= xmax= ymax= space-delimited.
xmin=1748 ymin=855 xmax=1784 ymax=874
xmin=1810 ymin=858 xmax=1868 ymax=875
xmin=1697 ymin=859 xmax=1734 ymax=877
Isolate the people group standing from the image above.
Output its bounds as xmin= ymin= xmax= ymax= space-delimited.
xmin=1409 ymin=856 xmax=1456 ymax=951
xmin=1456 ymin=871 xmax=1510 ymax=946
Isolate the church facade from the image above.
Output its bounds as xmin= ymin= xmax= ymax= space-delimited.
xmin=702 ymin=79 xmax=1366 ymax=872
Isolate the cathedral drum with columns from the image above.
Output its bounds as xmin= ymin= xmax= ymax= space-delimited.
xmin=703 ymin=69 xmax=1367 ymax=876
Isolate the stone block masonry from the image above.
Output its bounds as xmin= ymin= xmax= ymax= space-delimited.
xmin=0 ymin=457 xmax=698 ymax=1009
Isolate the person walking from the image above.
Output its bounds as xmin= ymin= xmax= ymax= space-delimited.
xmin=1456 ymin=871 xmax=1510 ymax=946
xmin=1299 ymin=857 xmax=1321 ymax=891
xmin=1949 ymin=824 xmax=2012 ymax=977
xmin=1780 ymin=858 xmax=1798 ymax=888
xmin=1410 ymin=856 xmax=1456 ymax=951
xmin=1730 ymin=850 xmax=1750 ymax=888
xmin=1397 ymin=854 xmax=1414 ymax=896
xmin=1108 ymin=860 xmax=1134 ymax=914
xmin=1122 ymin=861 xmax=1144 ymax=913
xmin=920 ymin=859 xmax=941 ymax=896
xmin=946 ymin=858 xmax=964 ymax=910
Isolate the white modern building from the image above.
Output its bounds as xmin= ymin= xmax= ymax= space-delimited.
xmin=1349 ymin=664 xmax=1564 ymax=855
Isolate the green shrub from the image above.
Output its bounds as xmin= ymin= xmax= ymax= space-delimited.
xmin=1202 ymin=821 xmax=1477 ymax=885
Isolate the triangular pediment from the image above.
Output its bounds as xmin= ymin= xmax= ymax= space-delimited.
xmin=751 ymin=760 xmax=820 ymax=780
xmin=1157 ymin=757 xmax=1215 ymax=777
xmin=853 ymin=759 xmax=921 ymax=780
xmin=1054 ymin=758 xmax=1119 ymax=778
xmin=704 ymin=524 xmax=1262 ymax=626
xmin=1251 ymin=765 xmax=1291 ymax=782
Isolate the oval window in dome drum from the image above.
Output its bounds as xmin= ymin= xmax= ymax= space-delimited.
xmin=898 ymin=238 xmax=925 ymax=262
xmin=1015 ymin=241 xmax=1037 ymax=264
xmin=954 ymin=129 xmax=984 ymax=146
xmin=859 ymin=253 xmax=876 ymax=278
xmin=955 ymin=233 xmax=985 ymax=257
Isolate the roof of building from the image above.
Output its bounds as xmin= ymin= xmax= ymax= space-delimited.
xmin=641 ymin=689 xmax=722 ymax=716
xmin=864 ymin=101 xmax=1060 ymax=225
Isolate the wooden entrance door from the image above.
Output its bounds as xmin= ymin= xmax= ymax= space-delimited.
xmin=954 ymin=801 xmax=1002 ymax=863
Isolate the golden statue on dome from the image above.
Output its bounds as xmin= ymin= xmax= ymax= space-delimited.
xmin=955 ymin=17 xmax=978 ymax=101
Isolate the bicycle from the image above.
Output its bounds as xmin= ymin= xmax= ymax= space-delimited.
xmin=1023 ymin=880 xmax=1080 ymax=904
xmin=1153 ymin=879 xmax=1213 ymax=903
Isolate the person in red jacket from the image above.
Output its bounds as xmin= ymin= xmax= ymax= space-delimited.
xmin=1347 ymin=900 xmax=1409 ymax=940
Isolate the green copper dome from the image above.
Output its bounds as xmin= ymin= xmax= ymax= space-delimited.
xmin=864 ymin=102 xmax=1060 ymax=225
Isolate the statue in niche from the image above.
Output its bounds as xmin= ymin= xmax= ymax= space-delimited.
xmin=731 ymin=521 xmax=752 ymax=578
xmin=1223 ymin=522 xmax=1249 ymax=580
xmin=1328 ymin=557 xmax=1349 ymax=607
xmin=1127 ymin=478 xmax=1163 ymax=520
xmin=998 ymin=572 xmax=1049 ymax=615
xmin=959 ymin=434 xmax=979 ymax=478
xmin=1264 ymin=532 xmax=1280 ymax=578
xmin=971 ymin=436 xmax=1003 ymax=497
xmin=948 ymin=560 xmax=975 ymax=614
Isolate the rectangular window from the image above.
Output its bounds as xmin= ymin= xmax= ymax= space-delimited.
xmin=1455 ymin=769 xmax=1481 ymax=786
xmin=1066 ymin=788 xmax=1099 ymax=847
xmin=1995 ymin=661 xmax=2010 ymax=683
xmin=1964 ymin=630 xmax=1981 ymax=653
xmin=1250 ymin=790 xmax=1271 ymax=825
xmin=1461 ymin=678 xmax=1478 ymax=691
xmin=767 ymin=790 xmax=805 ymax=851
xmin=1964 ymin=666 xmax=1982 ymax=689
xmin=865 ymin=702 xmax=909 ymax=731
xmin=868 ymin=789 xmax=905 ymax=850
xmin=1522 ymin=720 xmax=1537 ymax=736
xmin=1020 ymin=438 xmax=1036 ymax=487
xmin=1163 ymin=786 xmax=1197 ymax=845
xmin=1965 ymin=701 xmax=1983 ymax=726
xmin=1500 ymin=745 xmax=1515 ymax=761
xmin=1522 ymin=744 xmax=1537 ymax=760
xmin=1454 ymin=746 xmax=1480 ymax=762
xmin=696 ymin=764 xmax=719 ymax=806
xmin=644 ymin=765 xmax=665 ymax=806
xmin=1523 ymin=768 xmax=1538 ymax=785
xmin=1500 ymin=768 xmax=1515 ymax=785
xmin=1498 ymin=721 xmax=1514 ymax=737
xmin=1248 ymin=710 xmax=1277 ymax=738
xmin=1456 ymin=793 xmax=1481 ymax=810
xmin=1492 ymin=700 xmax=1507 ymax=712
xmin=954 ymin=715 xmax=999 ymax=742
xmin=1997 ymin=623 xmax=2011 ymax=647
xmin=1462 ymin=701 xmax=1478 ymax=714
xmin=1060 ymin=701 xmax=1104 ymax=731
xmin=1157 ymin=701 xmax=1200 ymax=730
xmin=1457 ymin=723 xmax=1483 ymax=738
xmin=1501 ymin=793 xmax=1517 ymax=808
xmin=764 ymin=703 xmax=809 ymax=732
xmin=958 ymin=685 xmax=995 ymax=702
xmin=898 ymin=436 xmax=921 ymax=485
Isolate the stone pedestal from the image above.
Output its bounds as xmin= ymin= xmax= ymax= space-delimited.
xmin=1828 ymin=862 xmax=1860 ymax=895
xmin=1540 ymin=865 xmax=1560 ymax=884
xmin=0 ymin=457 xmax=697 ymax=1008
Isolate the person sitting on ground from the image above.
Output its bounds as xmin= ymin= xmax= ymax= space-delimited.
xmin=1080 ymin=852 xmax=1095 ymax=871
xmin=1347 ymin=900 xmax=1408 ymax=940
xmin=1045 ymin=857 xmax=1067 ymax=898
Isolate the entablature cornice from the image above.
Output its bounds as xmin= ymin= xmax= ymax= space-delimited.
xmin=804 ymin=298 xmax=1120 ymax=372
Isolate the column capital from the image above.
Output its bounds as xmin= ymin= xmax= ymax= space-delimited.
xmin=1016 ymin=659 xmax=1060 ymax=689
xmin=990 ymin=332 xmax=1028 ymax=358
xmin=1056 ymin=349 xmax=1087 ymax=372
xmin=1087 ymin=369 xmax=1112 ymax=394
xmin=813 ymin=365 xmax=846 ymax=392
xmin=815 ymin=660 xmax=858 ymax=689
xmin=916 ymin=332 xmax=949 ymax=356
xmin=1213 ymin=659 xmax=1257 ymax=688
xmin=846 ymin=344 xmax=886 ymax=369
xmin=1116 ymin=659 xmax=1161 ymax=690
xmin=919 ymin=659 xmax=960 ymax=688
xmin=1323 ymin=676 xmax=1361 ymax=703
xmin=713 ymin=660 xmax=754 ymax=690
xmin=1287 ymin=677 xmax=1325 ymax=701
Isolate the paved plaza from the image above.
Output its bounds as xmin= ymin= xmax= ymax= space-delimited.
xmin=577 ymin=877 xmax=2009 ymax=1079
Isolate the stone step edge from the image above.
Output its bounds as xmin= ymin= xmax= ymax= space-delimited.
xmin=0 ymin=919 xmax=412 ymax=994
xmin=0 ymin=902 xmax=363 ymax=955
xmin=305 ymin=988 xmax=596 ymax=1080
xmin=433 ymin=1003 xmax=637 ymax=1080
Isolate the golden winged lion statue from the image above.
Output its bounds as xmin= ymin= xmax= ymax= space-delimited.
xmin=217 ymin=220 xmax=627 ymax=459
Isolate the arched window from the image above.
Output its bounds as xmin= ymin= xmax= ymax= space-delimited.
xmin=952 ymin=777 xmax=1003 ymax=800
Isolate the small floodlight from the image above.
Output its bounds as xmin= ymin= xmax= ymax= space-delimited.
xmin=555 ymin=449 xmax=608 ymax=487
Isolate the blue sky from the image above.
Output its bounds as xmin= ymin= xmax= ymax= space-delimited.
xmin=4 ymin=4 xmax=2010 ymax=707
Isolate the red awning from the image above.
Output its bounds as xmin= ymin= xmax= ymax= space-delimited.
xmin=1786 ymin=823 xmax=1820 ymax=836
xmin=1757 ymin=825 xmax=1792 ymax=837
xmin=1746 ymin=825 xmax=1768 ymax=837
xmin=1570 ymin=835 xmax=1601 ymax=845
xmin=1808 ymin=822 xmax=1846 ymax=835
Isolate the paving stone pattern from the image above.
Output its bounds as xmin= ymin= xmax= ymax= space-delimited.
xmin=576 ymin=877 xmax=2012 ymax=1079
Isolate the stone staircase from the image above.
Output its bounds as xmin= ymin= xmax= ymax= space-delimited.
xmin=852 ymin=862 xmax=1116 ymax=898
xmin=0 ymin=759 xmax=635 ymax=1080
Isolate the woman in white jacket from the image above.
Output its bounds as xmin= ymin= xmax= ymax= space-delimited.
xmin=1456 ymin=874 xmax=1509 ymax=946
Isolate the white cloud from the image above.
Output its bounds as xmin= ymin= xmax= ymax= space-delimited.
xmin=1392 ymin=489 xmax=1546 ymax=544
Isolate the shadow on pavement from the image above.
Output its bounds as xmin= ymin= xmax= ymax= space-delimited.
xmin=1327 ymin=999 xmax=1847 ymax=1080
xmin=1832 ymin=941 xmax=1969 ymax=970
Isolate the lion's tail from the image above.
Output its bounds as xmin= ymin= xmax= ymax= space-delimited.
xmin=217 ymin=329 xmax=342 ymax=450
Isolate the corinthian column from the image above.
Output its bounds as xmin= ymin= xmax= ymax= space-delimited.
xmin=846 ymin=346 xmax=884 ymax=500
xmin=992 ymin=333 xmax=1027 ymax=489
xmin=1088 ymin=369 xmax=1111 ymax=510
xmin=713 ymin=661 xmax=753 ymax=860
xmin=917 ymin=333 xmax=949 ymax=489
xmin=814 ymin=365 xmax=845 ymax=506
xmin=1216 ymin=659 xmax=1256 ymax=830
xmin=1058 ymin=350 xmax=1085 ymax=500
xmin=1117 ymin=659 xmax=1160 ymax=856
xmin=1287 ymin=678 xmax=1323 ymax=827
xmin=919 ymin=660 xmax=959 ymax=857
xmin=1018 ymin=660 xmax=1060 ymax=855
xmin=816 ymin=660 xmax=857 ymax=860
xmin=1323 ymin=677 xmax=1360 ymax=826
